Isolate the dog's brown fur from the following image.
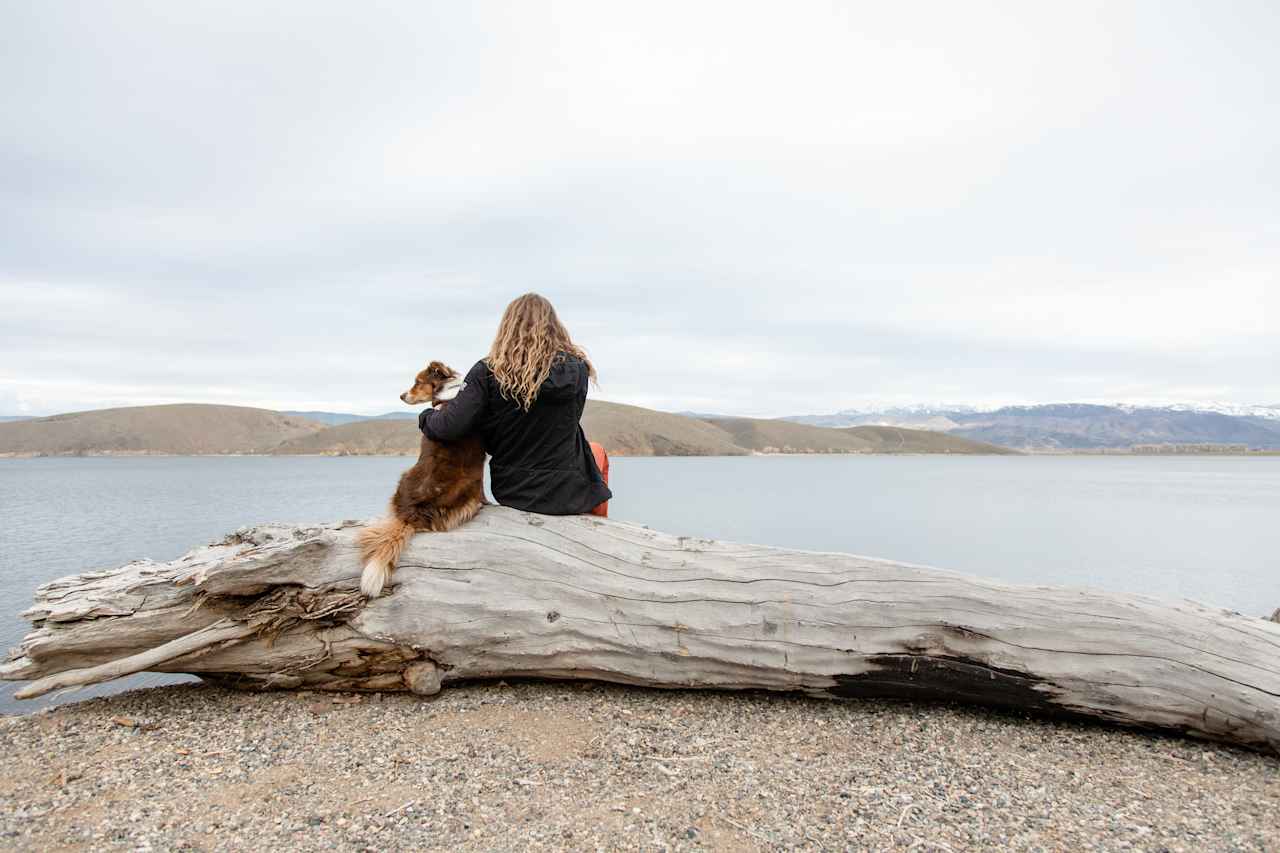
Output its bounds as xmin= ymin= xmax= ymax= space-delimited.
xmin=358 ymin=361 xmax=486 ymax=597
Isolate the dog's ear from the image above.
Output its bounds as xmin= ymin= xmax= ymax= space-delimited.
xmin=425 ymin=361 xmax=454 ymax=381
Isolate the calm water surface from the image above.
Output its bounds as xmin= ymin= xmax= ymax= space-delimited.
xmin=2 ymin=455 xmax=1277 ymax=712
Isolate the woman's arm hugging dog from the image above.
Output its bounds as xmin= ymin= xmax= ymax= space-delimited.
xmin=358 ymin=361 xmax=487 ymax=597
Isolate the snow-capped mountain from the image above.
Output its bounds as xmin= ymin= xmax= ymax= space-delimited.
xmin=1123 ymin=403 xmax=1280 ymax=421
xmin=784 ymin=403 xmax=1280 ymax=450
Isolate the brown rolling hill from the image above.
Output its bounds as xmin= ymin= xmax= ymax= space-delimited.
xmin=0 ymin=404 xmax=325 ymax=456
xmin=0 ymin=401 xmax=1016 ymax=458
xmin=581 ymin=402 xmax=748 ymax=456
xmin=272 ymin=419 xmax=421 ymax=456
xmin=839 ymin=425 xmax=1015 ymax=454
xmin=705 ymin=417 xmax=872 ymax=454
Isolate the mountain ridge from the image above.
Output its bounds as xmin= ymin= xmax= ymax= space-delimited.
xmin=785 ymin=404 xmax=1280 ymax=450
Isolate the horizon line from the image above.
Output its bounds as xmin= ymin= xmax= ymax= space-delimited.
xmin=3 ymin=398 xmax=1279 ymax=421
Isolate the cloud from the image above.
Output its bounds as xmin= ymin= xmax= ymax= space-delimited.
xmin=2 ymin=1 xmax=1277 ymax=416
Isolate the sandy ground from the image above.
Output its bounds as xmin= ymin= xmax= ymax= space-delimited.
xmin=0 ymin=681 xmax=1276 ymax=852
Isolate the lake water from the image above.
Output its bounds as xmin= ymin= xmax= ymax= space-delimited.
xmin=2 ymin=455 xmax=1278 ymax=713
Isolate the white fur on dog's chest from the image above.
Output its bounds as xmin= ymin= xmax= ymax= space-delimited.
xmin=434 ymin=378 xmax=465 ymax=402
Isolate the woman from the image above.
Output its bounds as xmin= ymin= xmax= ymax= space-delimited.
xmin=418 ymin=293 xmax=612 ymax=515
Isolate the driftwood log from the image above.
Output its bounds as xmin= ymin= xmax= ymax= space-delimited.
xmin=3 ymin=507 xmax=1278 ymax=754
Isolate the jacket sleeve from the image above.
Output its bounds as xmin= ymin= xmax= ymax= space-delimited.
xmin=573 ymin=359 xmax=588 ymax=420
xmin=419 ymin=360 xmax=487 ymax=442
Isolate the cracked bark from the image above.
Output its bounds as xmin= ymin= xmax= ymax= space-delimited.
xmin=3 ymin=507 xmax=1278 ymax=753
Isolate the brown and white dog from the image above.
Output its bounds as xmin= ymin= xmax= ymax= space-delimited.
xmin=358 ymin=361 xmax=486 ymax=597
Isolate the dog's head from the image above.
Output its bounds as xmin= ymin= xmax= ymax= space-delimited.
xmin=400 ymin=360 xmax=463 ymax=406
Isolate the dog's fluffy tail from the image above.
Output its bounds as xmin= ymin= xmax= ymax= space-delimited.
xmin=357 ymin=517 xmax=415 ymax=598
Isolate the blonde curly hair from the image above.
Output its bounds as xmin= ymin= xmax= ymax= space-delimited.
xmin=486 ymin=293 xmax=595 ymax=411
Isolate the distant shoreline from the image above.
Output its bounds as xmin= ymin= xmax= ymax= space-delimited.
xmin=6 ymin=402 xmax=1278 ymax=457
xmin=1 ymin=450 xmax=1006 ymax=459
xmin=5 ymin=449 xmax=1279 ymax=460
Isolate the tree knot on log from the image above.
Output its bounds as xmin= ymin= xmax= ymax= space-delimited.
xmin=217 ymin=525 xmax=330 ymax=548
xmin=939 ymin=622 xmax=987 ymax=641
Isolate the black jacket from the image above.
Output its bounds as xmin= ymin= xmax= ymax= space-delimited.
xmin=418 ymin=355 xmax=612 ymax=515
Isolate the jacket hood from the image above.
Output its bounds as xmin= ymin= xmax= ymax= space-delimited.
xmin=539 ymin=354 xmax=584 ymax=401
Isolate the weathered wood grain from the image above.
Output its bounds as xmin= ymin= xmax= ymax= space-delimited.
xmin=4 ymin=507 xmax=1278 ymax=753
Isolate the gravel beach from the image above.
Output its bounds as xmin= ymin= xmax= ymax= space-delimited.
xmin=1 ymin=681 xmax=1276 ymax=852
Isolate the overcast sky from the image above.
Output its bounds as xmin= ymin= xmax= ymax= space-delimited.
xmin=2 ymin=1 xmax=1277 ymax=418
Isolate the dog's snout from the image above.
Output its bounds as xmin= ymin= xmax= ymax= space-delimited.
xmin=399 ymin=392 xmax=408 ymax=402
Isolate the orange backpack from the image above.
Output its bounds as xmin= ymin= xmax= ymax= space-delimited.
xmin=589 ymin=441 xmax=609 ymax=517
